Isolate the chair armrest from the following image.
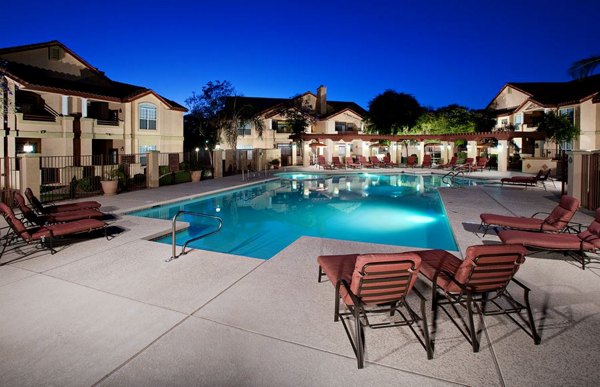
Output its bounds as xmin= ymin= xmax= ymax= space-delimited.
xmin=563 ymin=222 xmax=583 ymax=234
xmin=336 ymin=279 xmax=361 ymax=307
xmin=511 ymin=278 xmax=531 ymax=292
xmin=531 ymin=211 xmax=550 ymax=219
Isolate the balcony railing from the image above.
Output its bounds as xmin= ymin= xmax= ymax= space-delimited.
xmin=22 ymin=113 xmax=56 ymax=122
xmin=95 ymin=119 xmax=119 ymax=126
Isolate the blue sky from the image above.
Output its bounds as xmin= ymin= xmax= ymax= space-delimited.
xmin=2 ymin=0 xmax=598 ymax=110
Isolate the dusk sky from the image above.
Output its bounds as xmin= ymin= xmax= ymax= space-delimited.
xmin=2 ymin=0 xmax=599 ymax=110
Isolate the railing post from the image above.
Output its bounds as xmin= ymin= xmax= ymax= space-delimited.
xmin=19 ymin=152 xmax=42 ymax=198
xmin=147 ymin=151 xmax=159 ymax=188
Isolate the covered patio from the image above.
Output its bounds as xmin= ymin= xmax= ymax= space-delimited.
xmin=294 ymin=131 xmax=548 ymax=172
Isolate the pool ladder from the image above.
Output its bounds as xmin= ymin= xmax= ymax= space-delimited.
xmin=167 ymin=210 xmax=223 ymax=262
xmin=442 ymin=170 xmax=466 ymax=186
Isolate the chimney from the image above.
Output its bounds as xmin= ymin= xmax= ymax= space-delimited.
xmin=316 ymin=85 xmax=327 ymax=116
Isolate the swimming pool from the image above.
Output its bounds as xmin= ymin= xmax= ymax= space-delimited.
xmin=130 ymin=173 xmax=470 ymax=259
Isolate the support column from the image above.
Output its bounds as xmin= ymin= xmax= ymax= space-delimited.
xmin=417 ymin=142 xmax=425 ymax=164
xmin=497 ymin=140 xmax=508 ymax=172
xmin=291 ymin=143 xmax=297 ymax=165
xmin=324 ymin=139 xmax=334 ymax=163
xmin=303 ymin=142 xmax=310 ymax=167
xmin=567 ymin=150 xmax=584 ymax=202
xmin=467 ymin=140 xmax=478 ymax=160
xmin=146 ymin=150 xmax=159 ymax=188
xmin=440 ymin=141 xmax=449 ymax=164
xmin=19 ymin=153 xmax=41 ymax=198
xmin=391 ymin=142 xmax=399 ymax=163
xmin=213 ymin=149 xmax=223 ymax=178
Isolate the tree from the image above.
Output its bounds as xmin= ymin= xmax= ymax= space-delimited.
xmin=537 ymin=111 xmax=579 ymax=150
xmin=568 ymin=56 xmax=600 ymax=79
xmin=367 ymin=90 xmax=423 ymax=134
xmin=184 ymin=80 xmax=264 ymax=151
xmin=413 ymin=104 xmax=480 ymax=134
xmin=277 ymin=95 xmax=316 ymax=135
xmin=185 ymin=80 xmax=234 ymax=150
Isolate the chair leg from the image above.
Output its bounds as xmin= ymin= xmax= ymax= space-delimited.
xmin=522 ymin=287 xmax=541 ymax=345
xmin=355 ymin=306 xmax=365 ymax=369
xmin=318 ymin=265 xmax=324 ymax=283
xmin=466 ymin=292 xmax=479 ymax=352
xmin=334 ymin=283 xmax=340 ymax=322
xmin=420 ymin=294 xmax=433 ymax=359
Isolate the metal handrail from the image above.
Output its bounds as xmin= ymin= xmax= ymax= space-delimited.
xmin=442 ymin=170 xmax=465 ymax=185
xmin=167 ymin=210 xmax=223 ymax=262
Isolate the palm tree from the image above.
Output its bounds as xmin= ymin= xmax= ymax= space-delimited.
xmin=568 ymin=56 xmax=600 ymax=79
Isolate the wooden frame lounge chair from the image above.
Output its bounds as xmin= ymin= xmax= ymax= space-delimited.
xmin=0 ymin=203 xmax=108 ymax=258
xmin=498 ymin=208 xmax=600 ymax=270
xmin=500 ymin=169 xmax=550 ymax=190
xmin=13 ymin=191 xmax=103 ymax=227
xmin=412 ymin=244 xmax=540 ymax=352
xmin=25 ymin=188 xmax=101 ymax=214
xmin=317 ymin=252 xmax=432 ymax=368
xmin=479 ymin=195 xmax=580 ymax=237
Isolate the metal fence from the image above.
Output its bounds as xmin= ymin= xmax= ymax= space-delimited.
xmin=581 ymin=153 xmax=600 ymax=211
xmin=0 ymin=157 xmax=18 ymax=206
xmin=40 ymin=154 xmax=149 ymax=203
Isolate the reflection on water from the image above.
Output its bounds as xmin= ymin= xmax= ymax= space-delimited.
xmin=131 ymin=174 xmax=463 ymax=259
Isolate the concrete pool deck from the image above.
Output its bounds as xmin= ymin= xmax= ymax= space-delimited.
xmin=1 ymin=168 xmax=598 ymax=386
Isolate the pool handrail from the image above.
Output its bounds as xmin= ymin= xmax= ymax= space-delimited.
xmin=442 ymin=170 xmax=465 ymax=185
xmin=168 ymin=210 xmax=223 ymax=261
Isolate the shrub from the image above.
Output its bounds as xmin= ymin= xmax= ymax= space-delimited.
xmin=78 ymin=176 xmax=101 ymax=192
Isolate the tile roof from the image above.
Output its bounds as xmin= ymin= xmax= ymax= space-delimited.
xmin=0 ymin=41 xmax=186 ymax=111
xmin=508 ymin=74 xmax=600 ymax=106
xmin=224 ymin=96 xmax=367 ymax=119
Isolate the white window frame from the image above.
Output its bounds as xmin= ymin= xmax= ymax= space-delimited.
xmin=139 ymin=103 xmax=157 ymax=130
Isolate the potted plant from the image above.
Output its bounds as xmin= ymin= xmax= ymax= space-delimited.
xmin=100 ymin=168 xmax=125 ymax=195
xmin=269 ymin=159 xmax=281 ymax=169
xmin=189 ymin=159 xmax=202 ymax=183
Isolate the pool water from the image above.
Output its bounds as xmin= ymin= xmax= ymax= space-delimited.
xmin=130 ymin=173 xmax=469 ymax=259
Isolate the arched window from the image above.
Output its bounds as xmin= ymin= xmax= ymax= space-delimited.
xmin=139 ymin=103 xmax=157 ymax=130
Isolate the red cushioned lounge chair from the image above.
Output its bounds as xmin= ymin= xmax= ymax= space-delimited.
xmin=25 ymin=187 xmax=101 ymax=214
xmin=405 ymin=155 xmax=417 ymax=168
xmin=454 ymin=157 xmax=474 ymax=172
xmin=0 ymin=202 xmax=108 ymax=258
xmin=500 ymin=169 xmax=549 ymax=190
xmin=317 ymin=156 xmax=334 ymax=170
xmin=344 ymin=156 xmax=361 ymax=169
xmin=356 ymin=155 xmax=374 ymax=168
xmin=498 ymin=208 xmax=600 ymax=270
xmin=412 ymin=244 xmax=540 ymax=352
xmin=382 ymin=155 xmax=399 ymax=168
xmin=479 ymin=195 xmax=580 ymax=237
xmin=473 ymin=157 xmax=489 ymax=172
xmin=438 ymin=156 xmax=457 ymax=170
xmin=421 ymin=154 xmax=432 ymax=168
xmin=369 ymin=156 xmax=385 ymax=168
xmin=331 ymin=156 xmax=345 ymax=169
xmin=13 ymin=191 xmax=103 ymax=227
xmin=317 ymin=252 xmax=432 ymax=368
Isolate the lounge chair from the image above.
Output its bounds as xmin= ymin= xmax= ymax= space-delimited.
xmin=454 ymin=157 xmax=474 ymax=172
xmin=405 ymin=155 xmax=417 ymax=168
xmin=357 ymin=155 xmax=374 ymax=168
xmin=13 ymin=191 xmax=103 ymax=227
xmin=412 ymin=244 xmax=540 ymax=352
xmin=473 ymin=157 xmax=489 ymax=172
xmin=331 ymin=156 xmax=345 ymax=169
xmin=498 ymin=208 xmax=600 ymax=270
xmin=317 ymin=156 xmax=334 ymax=170
xmin=344 ymin=156 xmax=361 ymax=169
xmin=0 ymin=202 xmax=108 ymax=257
xmin=25 ymin=187 xmax=101 ymax=214
xmin=369 ymin=156 xmax=385 ymax=168
xmin=382 ymin=155 xmax=399 ymax=168
xmin=438 ymin=156 xmax=457 ymax=169
xmin=479 ymin=195 xmax=580 ymax=237
xmin=317 ymin=252 xmax=432 ymax=368
xmin=500 ymin=169 xmax=550 ymax=190
xmin=421 ymin=154 xmax=432 ymax=168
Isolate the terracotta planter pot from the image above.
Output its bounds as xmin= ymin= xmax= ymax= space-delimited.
xmin=101 ymin=180 xmax=118 ymax=195
xmin=191 ymin=170 xmax=201 ymax=183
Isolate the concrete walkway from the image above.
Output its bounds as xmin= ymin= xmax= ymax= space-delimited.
xmin=0 ymin=168 xmax=598 ymax=386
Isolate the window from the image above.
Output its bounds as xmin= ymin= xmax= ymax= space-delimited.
xmin=238 ymin=121 xmax=252 ymax=136
xmin=272 ymin=120 xmax=291 ymax=133
xmin=335 ymin=122 xmax=356 ymax=132
xmin=139 ymin=103 xmax=157 ymax=130
xmin=514 ymin=114 xmax=523 ymax=130
xmin=559 ymin=107 xmax=575 ymax=124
